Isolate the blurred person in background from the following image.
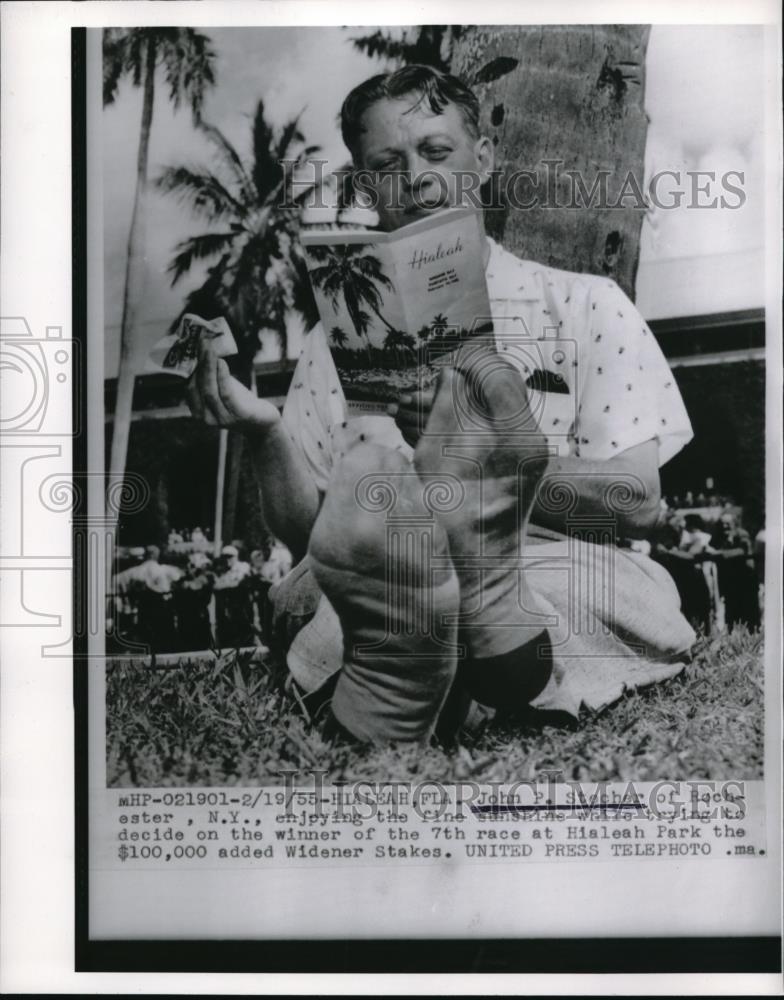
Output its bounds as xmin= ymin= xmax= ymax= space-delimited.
xmin=172 ymin=551 xmax=215 ymax=651
xmin=709 ymin=512 xmax=760 ymax=630
xmin=682 ymin=513 xmax=720 ymax=632
xmin=167 ymin=527 xmax=184 ymax=547
xmin=246 ymin=548 xmax=274 ymax=649
xmin=133 ymin=544 xmax=182 ymax=652
xmin=652 ymin=512 xmax=713 ymax=634
xmin=213 ymin=544 xmax=252 ymax=647
xmin=111 ymin=546 xmax=146 ymax=645
xmin=190 ymin=526 xmax=209 ymax=551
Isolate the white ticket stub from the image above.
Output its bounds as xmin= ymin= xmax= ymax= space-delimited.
xmin=145 ymin=314 xmax=238 ymax=378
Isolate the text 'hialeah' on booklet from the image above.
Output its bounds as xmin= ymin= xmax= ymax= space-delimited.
xmin=300 ymin=207 xmax=493 ymax=414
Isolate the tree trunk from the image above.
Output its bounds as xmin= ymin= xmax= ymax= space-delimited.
xmin=107 ymin=35 xmax=157 ymax=512
xmin=452 ymin=25 xmax=650 ymax=299
xmin=213 ymin=428 xmax=228 ymax=557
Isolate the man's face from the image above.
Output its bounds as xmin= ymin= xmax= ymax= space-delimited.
xmin=354 ymin=96 xmax=494 ymax=232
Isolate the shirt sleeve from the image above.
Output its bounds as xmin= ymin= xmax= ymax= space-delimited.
xmin=281 ymin=323 xmax=347 ymax=493
xmin=575 ymin=279 xmax=693 ymax=466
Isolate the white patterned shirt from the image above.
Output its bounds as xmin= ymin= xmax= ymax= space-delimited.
xmin=282 ymin=237 xmax=693 ymax=492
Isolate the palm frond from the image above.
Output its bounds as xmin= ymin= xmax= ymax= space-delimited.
xmin=102 ymin=29 xmax=133 ymax=106
xmin=180 ymin=31 xmax=217 ymax=123
xmin=352 ymin=253 xmax=395 ymax=293
xmin=167 ymin=231 xmax=237 ymax=285
xmin=168 ymin=254 xmax=232 ymax=333
xmin=306 ymin=259 xmax=342 ymax=295
xmin=275 ymin=114 xmax=306 ymax=163
xmin=251 ymin=100 xmax=280 ymax=200
xmin=128 ymin=30 xmax=148 ymax=87
xmin=287 ymin=250 xmax=320 ymax=329
xmin=160 ymin=28 xmax=216 ymax=124
xmin=102 ymin=27 xmax=154 ymax=103
xmin=198 ymin=122 xmax=254 ymax=201
xmin=289 ymin=180 xmax=319 ymax=207
xmin=348 ymin=26 xmax=456 ymax=71
xmin=158 ymin=29 xmax=185 ymax=108
xmin=349 ymin=30 xmax=410 ymax=63
xmin=155 ymin=166 xmax=243 ymax=221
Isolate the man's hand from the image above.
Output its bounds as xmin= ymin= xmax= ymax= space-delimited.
xmin=388 ymin=388 xmax=435 ymax=447
xmin=185 ymin=343 xmax=319 ymax=562
xmin=186 ymin=342 xmax=280 ymax=433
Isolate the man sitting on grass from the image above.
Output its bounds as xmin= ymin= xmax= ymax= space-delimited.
xmin=187 ymin=65 xmax=696 ymax=744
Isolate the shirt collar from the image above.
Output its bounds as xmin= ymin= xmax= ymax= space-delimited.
xmin=484 ymin=237 xmax=544 ymax=303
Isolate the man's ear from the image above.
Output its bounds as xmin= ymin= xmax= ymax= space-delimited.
xmin=474 ymin=135 xmax=495 ymax=186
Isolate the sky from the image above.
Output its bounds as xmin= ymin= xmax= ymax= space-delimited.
xmin=100 ymin=25 xmax=768 ymax=378
xmin=641 ymin=25 xmax=765 ymax=261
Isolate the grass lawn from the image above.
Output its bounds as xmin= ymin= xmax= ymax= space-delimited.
xmin=106 ymin=625 xmax=764 ymax=787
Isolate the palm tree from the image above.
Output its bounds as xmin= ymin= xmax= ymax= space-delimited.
xmin=329 ymin=326 xmax=350 ymax=350
xmin=158 ymin=100 xmax=321 ymax=369
xmin=306 ymin=243 xmax=401 ymax=350
xmin=157 ymin=99 xmax=321 ymax=544
xmin=383 ymin=328 xmax=417 ymax=365
xmin=430 ymin=313 xmax=449 ymax=339
xmin=103 ymin=27 xmax=216 ymax=501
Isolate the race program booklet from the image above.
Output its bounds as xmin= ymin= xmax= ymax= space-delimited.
xmin=300 ymin=207 xmax=493 ymax=414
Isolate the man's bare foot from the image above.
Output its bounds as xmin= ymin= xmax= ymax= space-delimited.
xmin=308 ymin=442 xmax=460 ymax=743
xmin=414 ymin=348 xmax=553 ymax=694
